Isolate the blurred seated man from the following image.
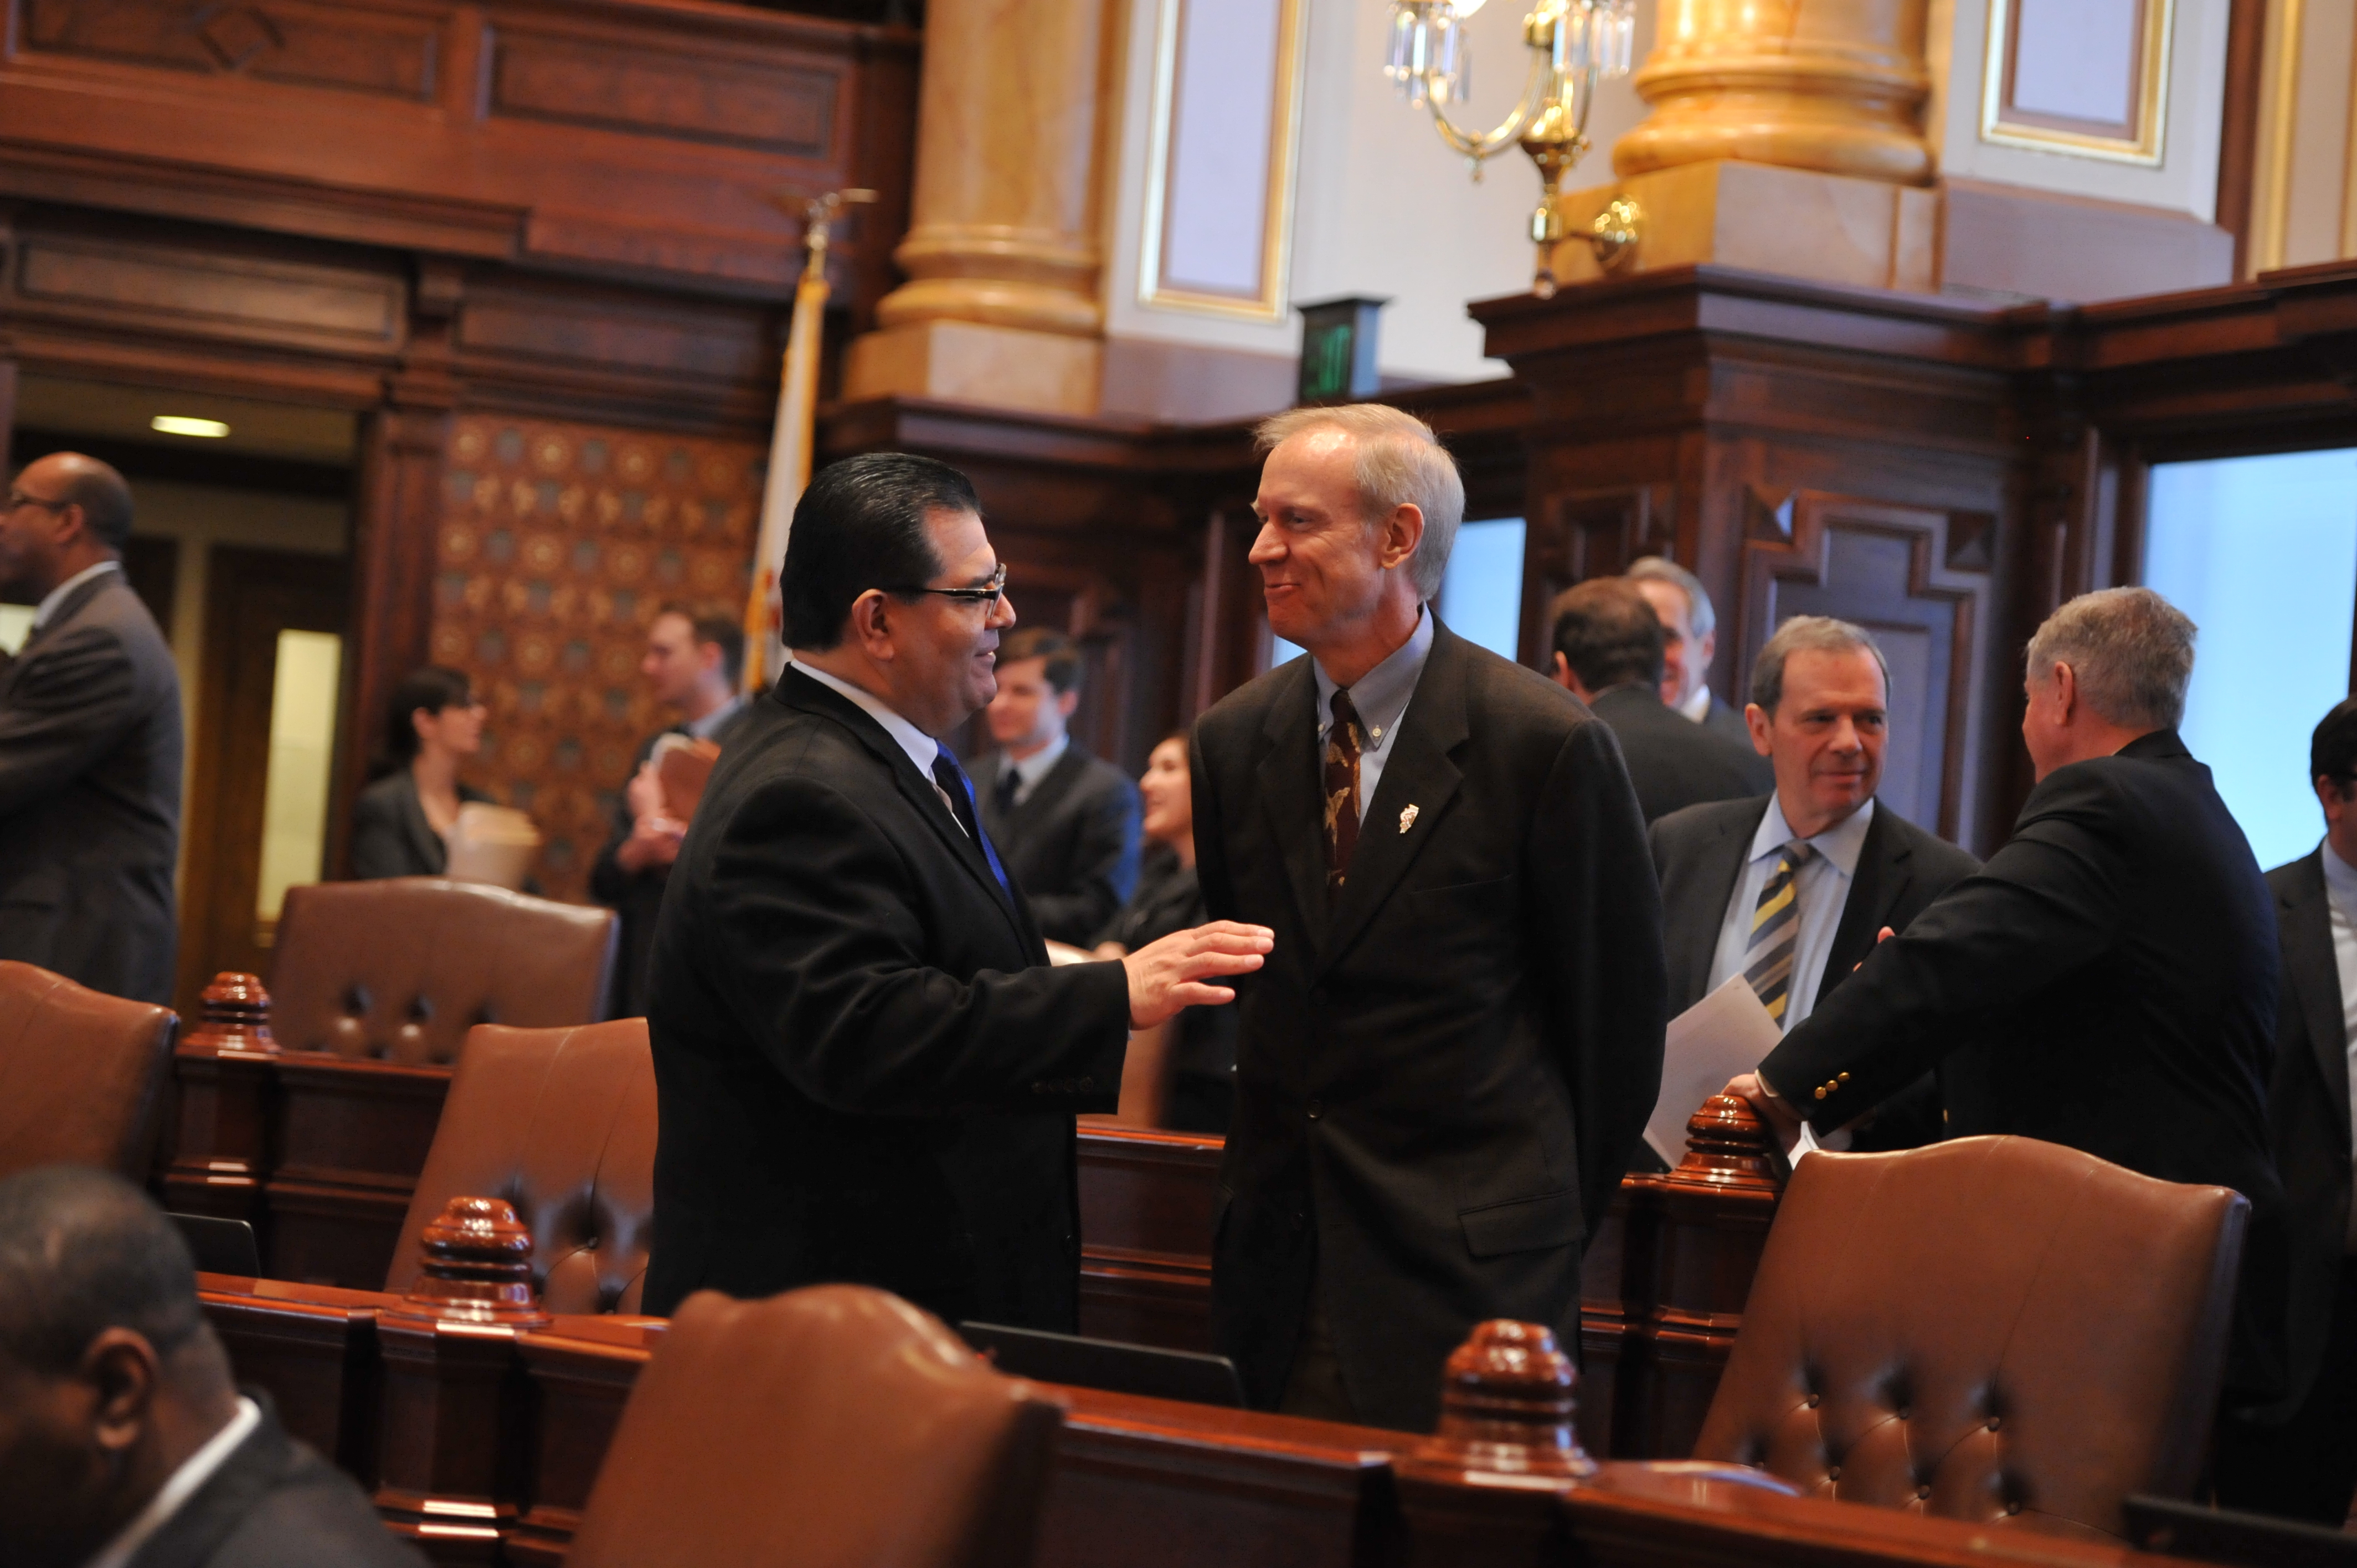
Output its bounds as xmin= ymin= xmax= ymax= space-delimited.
xmin=0 ymin=1165 xmax=424 ymax=1568
xmin=1628 ymin=555 xmax=1753 ymax=749
xmin=976 ymin=627 xmax=1141 ymax=945
xmin=1651 ymin=616 xmax=1975 ymax=1156
xmin=1547 ymin=577 xmax=1770 ymax=823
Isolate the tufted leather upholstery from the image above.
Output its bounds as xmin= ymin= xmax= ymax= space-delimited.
xmin=271 ymin=878 xmax=616 ymax=1065
xmin=568 ymin=1285 xmax=1065 ymax=1568
xmin=1693 ymin=1136 xmax=2246 ymax=1542
xmin=384 ymin=1019 xmax=654 ymax=1314
xmin=0 ymin=961 xmax=175 ymax=1179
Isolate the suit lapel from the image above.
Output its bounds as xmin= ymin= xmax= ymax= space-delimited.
xmin=1818 ymin=802 xmax=1912 ymax=1009
xmin=398 ymin=775 xmax=448 ymax=874
xmin=1254 ymin=658 xmax=1331 ymax=954
xmin=2281 ymin=852 xmax=2353 ymax=1152
xmin=1675 ymin=801 xmax=1764 ymax=1008
xmin=7 ymin=570 xmax=116 ymax=673
xmin=1318 ymin=627 xmax=1468 ymax=975
xmin=775 ymin=672 xmax=1031 ymax=953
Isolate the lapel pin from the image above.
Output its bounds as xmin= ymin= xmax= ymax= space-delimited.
xmin=1399 ymin=804 xmax=1419 ymax=834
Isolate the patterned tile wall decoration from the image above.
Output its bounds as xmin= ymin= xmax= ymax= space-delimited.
xmin=430 ymin=415 xmax=761 ymax=904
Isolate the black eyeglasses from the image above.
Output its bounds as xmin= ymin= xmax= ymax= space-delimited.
xmin=887 ymin=564 xmax=1007 ymax=608
xmin=6 ymin=490 xmax=70 ymax=512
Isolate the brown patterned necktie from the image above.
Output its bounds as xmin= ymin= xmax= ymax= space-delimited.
xmin=1324 ymin=687 xmax=1365 ymax=899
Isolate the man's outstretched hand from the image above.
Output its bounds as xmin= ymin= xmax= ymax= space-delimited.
xmin=1724 ymin=1071 xmax=1805 ymax=1154
xmin=1122 ymin=921 xmax=1273 ymax=1029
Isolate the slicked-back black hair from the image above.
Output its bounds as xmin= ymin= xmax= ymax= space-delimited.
xmin=778 ymin=452 xmax=979 ymax=652
xmin=0 ymin=1166 xmax=205 ymax=1376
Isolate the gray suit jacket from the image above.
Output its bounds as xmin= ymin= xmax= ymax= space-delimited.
xmin=0 ymin=569 xmax=182 ymax=1004
xmin=1700 ymin=692 xmax=1753 ymax=750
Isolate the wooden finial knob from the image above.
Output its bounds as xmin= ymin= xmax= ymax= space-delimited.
xmin=182 ymin=972 xmax=276 ymax=1055
xmin=1666 ymin=1093 xmax=1783 ymax=1194
xmin=1407 ymin=1319 xmax=1595 ymax=1482
xmin=396 ymin=1196 xmax=550 ymax=1328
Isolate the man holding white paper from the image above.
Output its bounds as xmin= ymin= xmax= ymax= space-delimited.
xmin=1651 ymin=617 xmax=1977 ymax=1152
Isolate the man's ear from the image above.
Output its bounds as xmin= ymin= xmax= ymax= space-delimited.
xmin=1056 ymin=688 xmax=1080 ymax=719
xmin=2049 ymin=661 xmax=2079 ymax=723
xmin=1550 ymin=651 xmax=1574 ymax=692
xmin=847 ymin=591 xmax=896 ymax=660
xmin=80 ymin=1329 xmax=159 ymax=1458
xmin=1744 ymin=702 xmax=1773 ymax=757
xmin=1379 ymin=504 xmax=1425 ymax=573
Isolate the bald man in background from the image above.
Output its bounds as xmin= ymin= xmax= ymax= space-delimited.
xmin=0 ymin=452 xmax=182 ymax=1003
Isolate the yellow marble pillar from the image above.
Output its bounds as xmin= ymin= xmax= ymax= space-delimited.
xmin=1551 ymin=0 xmax=1937 ymax=291
xmin=844 ymin=0 xmax=1110 ymax=416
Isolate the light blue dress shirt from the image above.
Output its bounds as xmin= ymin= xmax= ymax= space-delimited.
xmin=1706 ymin=795 xmax=1877 ymax=1034
xmin=1312 ymin=606 xmax=1435 ymax=818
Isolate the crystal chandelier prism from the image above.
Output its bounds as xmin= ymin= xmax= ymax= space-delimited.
xmin=1384 ymin=0 xmax=1640 ymax=296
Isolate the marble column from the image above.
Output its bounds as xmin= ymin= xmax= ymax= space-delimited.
xmin=843 ymin=0 xmax=1111 ymax=417
xmin=1550 ymin=0 xmax=1937 ymax=292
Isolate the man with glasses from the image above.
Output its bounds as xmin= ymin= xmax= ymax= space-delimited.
xmin=641 ymin=451 xmax=1271 ymax=1330
xmin=0 ymin=452 xmax=181 ymax=1004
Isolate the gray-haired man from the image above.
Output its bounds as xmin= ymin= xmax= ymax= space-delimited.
xmin=1191 ymin=403 xmax=1665 ymax=1432
xmin=1730 ymin=587 xmax=2287 ymax=1410
xmin=1629 ymin=555 xmax=1751 ymax=750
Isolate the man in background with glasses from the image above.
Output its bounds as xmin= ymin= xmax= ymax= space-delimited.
xmin=642 ymin=451 xmax=1270 ymax=1331
xmin=0 ymin=452 xmax=181 ymax=1005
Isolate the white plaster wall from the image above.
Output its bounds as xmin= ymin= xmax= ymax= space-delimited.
xmin=1925 ymin=0 xmax=2230 ymax=221
xmin=1104 ymin=0 xmax=1654 ymax=386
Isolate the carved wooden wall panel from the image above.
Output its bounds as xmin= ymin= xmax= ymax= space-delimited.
xmin=1736 ymin=495 xmax=1993 ymax=842
xmin=428 ymin=414 xmax=760 ymax=901
xmin=1514 ymin=482 xmax=1677 ymax=668
xmin=485 ymin=23 xmax=837 ymax=157
xmin=23 ymin=0 xmax=446 ymax=101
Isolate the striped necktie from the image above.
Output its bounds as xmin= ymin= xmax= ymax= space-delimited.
xmin=1744 ymin=840 xmax=1814 ymax=1024
xmin=1324 ymin=687 xmax=1365 ymax=900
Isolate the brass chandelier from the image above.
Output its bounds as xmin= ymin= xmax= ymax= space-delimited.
xmin=1383 ymin=0 xmax=1640 ymax=296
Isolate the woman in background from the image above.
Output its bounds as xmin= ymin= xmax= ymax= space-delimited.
xmin=349 ymin=666 xmax=491 ymax=879
xmin=1093 ymin=732 xmax=1234 ymax=1133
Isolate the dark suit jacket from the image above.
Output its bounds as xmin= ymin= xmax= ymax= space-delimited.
xmin=1763 ymin=729 xmax=2286 ymax=1400
xmin=1097 ymin=848 xmax=1233 ymax=1083
xmin=1653 ymin=795 xmax=1979 ymax=1154
xmin=976 ymin=743 xmax=1142 ymax=944
xmin=124 ymin=1401 xmax=424 ymax=1567
xmin=0 ymin=569 xmax=182 ymax=1004
xmin=588 ymin=705 xmax=755 ymax=1018
xmin=348 ymin=771 xmax=492 ymax=881
xmin=641 ymin=669 xmax=1132 ymax=1330
xmin=1191 ymin=620 xmax=1666 ymax=1431
xmin=1700 ymin=692 xmax=1753 ymax=750
xmin=2258 ymin=848 xmax=2352 ymax=1420
xmin=1589 ymin=683 xmax=1773 ymax=824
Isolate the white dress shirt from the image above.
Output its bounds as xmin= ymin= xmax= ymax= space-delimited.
xmin=1705 ymin=795 xmax=1877 ymax=1035
xmin=82 ymin=1396 xmax=261 ymax=1568
xmin=2319 ymin=839 xmax=2357 ymax=1252
xmin=1677 ymin=684 xmax=1714 ymax=724
xmin=32 ymin=558 xmax=121 ymax=631
xmin=995 ymin=732 xmax=1069 ymax=807
xmin=1313 ymin=605 xmax=1435 ymax=815
xmin=786 ymin=658 xmax=964 ymax=829
xmin=683 ymin=693 xmax=744 ymax=741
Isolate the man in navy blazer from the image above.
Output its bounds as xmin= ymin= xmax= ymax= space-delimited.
xmin=643 ymin=452 xmax=1268 ymax=1329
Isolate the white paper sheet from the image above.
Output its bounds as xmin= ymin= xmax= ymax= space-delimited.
xmin=1646 ymin=975 xmax=1785 ymax=1167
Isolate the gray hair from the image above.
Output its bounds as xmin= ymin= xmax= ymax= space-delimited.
xmin=2024 ymin=586 xmax=2197 ymax=730
xmin=1750 ymin=616 xmax=1889 ymax=715
xmin=1627 ymin=556 xmax=1715 ymax=639
xmin=1255 ymin=404 xmax=1465 ymax=600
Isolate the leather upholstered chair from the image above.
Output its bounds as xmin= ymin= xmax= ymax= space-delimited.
xmin=271 ymin=878 xmax=617 ymax=1065
xmin=566 ymin=1285 xmax=1066 ymax=1568
xmin=1692 ymin=1136 xmax=2247 ymax=1541
xmin=384 ymin=1019 xmax=654 ymax=1313
xmin=0 ymin=960 xmax=176 ymax=1179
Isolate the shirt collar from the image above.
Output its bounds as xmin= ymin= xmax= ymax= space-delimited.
xmin=683 ymin=694 xmax=744 ymax=741
xmin=33 ymin=559 xmax=120 ymax=631
xmin=82 ymin=1397 xmax=261 ymax=1568
xmin=1314 ymin=605 xmax=1434 ymax=744
xmin=2322 ymin=837 xmax=2357 ymax=915
xmin=788 ymin=657 xmax=939 ymax=780
xmin=1677 ymin=684 xmax=1713 ymax=724
xmin=1002 ymin=732 xmax=1068 ymax=787
xmin=1750 ymin=792 xmax=1876 ymax=878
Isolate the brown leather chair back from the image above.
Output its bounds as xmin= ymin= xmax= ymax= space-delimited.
xmin=567 ymin=1286 xmax=1065 ymax=1568
xmin=384 ymin=1020 xmax=654 ymax=1313
xmin=1693 ymin=1136 xmax=2246 ymax=1541
xmin=0 ymin=961 xmax=175 ymax=1179
xmin=271 ymin=878 xmax=616 ymax=1065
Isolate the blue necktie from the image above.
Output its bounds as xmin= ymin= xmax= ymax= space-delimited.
xmin=930 ymin=751 xmax=1014 ymax=900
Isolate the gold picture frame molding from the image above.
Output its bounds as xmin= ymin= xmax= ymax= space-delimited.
xmin=1979 ymin=0 xmax=2174 ymax=168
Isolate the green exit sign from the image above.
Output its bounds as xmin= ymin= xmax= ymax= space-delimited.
xmin=1295 ymin=297 xmax=1388 ymax=405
